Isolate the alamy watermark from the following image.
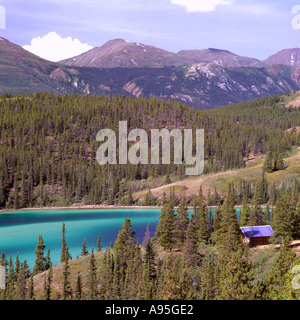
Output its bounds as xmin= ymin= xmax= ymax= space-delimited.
xmin=291 ymin=265 xmax=300 ymax=290
xmin=292 ymin=5 xmax=300 ymax=29
xmin=0 ymin=5 xmax=5 ymax=29
xmin=96 ymin=121 xmax=204 ymax=176
xmin=0 ymin=266 xmax=5 ymax=289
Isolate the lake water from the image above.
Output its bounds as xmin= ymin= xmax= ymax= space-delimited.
xmin=0 ymin=207 xmax=241 ymax=269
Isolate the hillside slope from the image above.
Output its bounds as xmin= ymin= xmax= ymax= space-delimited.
xmin=134 ymin=147 xmax=300 ymax=203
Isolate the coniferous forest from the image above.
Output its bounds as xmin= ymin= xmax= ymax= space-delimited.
xmin=0 ymin=91 xmax=300 ymax=300
xmin=0 ymin=92 xmax=299 ymax=209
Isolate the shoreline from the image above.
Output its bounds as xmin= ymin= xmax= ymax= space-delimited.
xmin=0 ymin=204 xmax=165 ymax=213
xmin=0 ymin=204 xmax=273 ymax=214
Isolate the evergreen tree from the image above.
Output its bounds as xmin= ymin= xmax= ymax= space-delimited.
xmin=60 ymin=223 xmax=68 ymax=263
xmin=249 ymin=202 xmax=264 ymax=226
xmin=271 ymin=192 xmax=295 ymax=243
xmin=88 ymin=248 xmax=97 ymax=300
xmin=253 ymin=172 xmax=268 ymax=205
xmin=44 ymin=249 xmax=51 ymax=271
xmin=197 ymin=193 xmax=209 ymax=243
xmin=81 ymin=238 xmax=89 ymax=256
xmin=200 ymin=252 xmax=219 ymax=300
xmin=212 ymin=187 xmax=222 ymax=206
xmin=14 ymin=173 xmax=19 ymax=210
xmin=141 ymin=223 xmax=151 ymax=248
xmin=6 ymin=255 xmax=15 ymax=299
xmin=264 ymin=203 xmax=271 ymax=225
xmin=269 ymin=183 xmax=277 ymax=206
xmin=173 ymin=198 xmax=189 ymax=248
xmin=262 ymin=151 xmax=273 ymax=173
xmin=15 ymin=262 xmax=26 ymax=300
xmin=276 ymin=256 xmax=300 ymax=300
xmin=33 ymin=234 xmax=46 ymax=275
xmin=155 ymin=202 xmax=175 ymax=251
xmin=62 ymin=247 xmax=72 ymax=300
xmin=273 ymin=152 xmax=285 ymax=171
xmin=96 ymin=235 xmax=103 ymax=253
xmin=43 ymin=263 xmax=52 ymax=300
xmin=165 ymin=170 xmax=171 ymax=184
xmin=114 ymin=219 xmax=136 ymax=271
xmin=240 ymin=203 xmax=251 ymax=226
xmin=144 ymin=238 xmax=157 ymax=280
xmin=126 ymin=186 xmax=134 ymax=206
xmin=294 ymin=200 xmax=300 ymax=239
xmin=265 ymin=237 xmax=296 ymax=299
xmin=217 ymin=190 xmax=242 ymax=253
xmin=211 ymin=204 xmax=222 ymax=244
xmin=75 ymin=272 xmax=83 ymax=300
xmin=27 ymin=275 xmax=35 ymax=300
xmin=183 ymin=214 xmax=199 ymax=267
xmin=143 ymin=189 xmax=156 ymax=206
xmin=218 ymin=247 xmax=254 ymax=300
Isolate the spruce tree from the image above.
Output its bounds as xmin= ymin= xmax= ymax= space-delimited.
xmin=81 ymin=238 xmax=89 ymax=256
xmin=60 ymin=222 xmax=67 ymax=263
xmin=144 ymin=238 xmax=157 ymax=279
xmin=75 ymin=272 xmax=83 ymax=300
xmin=15 ymin=262 xmax=26 ymax=300
xmin=201 ymin=252 xmax=219 ymax=300
xmin=14 ymin=173 xmax=19 ymax=210
xmin=218 ymin=191 xmax=242 ymax=252
xmin=249 ymin=202 xmax=264 ymax=226
xmin=114 ymin=219 xmax=136 ymax=271
xmin=44 ymin=249 xmax=51 ymax=271
xmin=211 ymin=204 xmax=223 ymax=244
xmin=33 ymin=234 xmax=46 ymax=275
xmin=265 ymin=237 xmax=296 ymax=299
xmin=126 ymin=186 xmax=134 ymax=206
xmin=271 ymin=192 xmax=295 ymax=243
xmin=27 ymin=275 xmax=35 ymax=300
xmin=269 ymin=183 xmax=277 ymax=206
xmin=274 ymin=152 xmax=285 ymax=171
xmin=88 ymin=248 xmax=97 ymax=300
xmin=198 ymin=200 xmax=209 ymax=243
xmin=173 ymin=198 xmax=189 ymax=248
xmin=183 ymin=214 xmax=199 ymax=267
xmin=141 ymin=223 xmax=151 ymax=248
xmin=218 ymin=247 xmax=254 ymax=300
xmin=43 ymin=263 xmax=52 ymax=300
xmin=293 ymin=200 xmax=300 ymax=239
xmin=62 ymin=247 xmax=72 ymax=300
xmin=155 ymin=202 xmax=175 ymax=251
xmin=262 ymin=151 xmax=273 ymax=173
xmin=240 ymin=203 xmax=251 ymax=226
xmin=96 ymin=235 xmax=103 ymax=253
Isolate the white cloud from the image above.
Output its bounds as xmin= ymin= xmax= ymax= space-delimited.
xmin=23 ymin=32 xmax=93 ymax=62
xmin=171 ymin=0 xmax=234 ymax=13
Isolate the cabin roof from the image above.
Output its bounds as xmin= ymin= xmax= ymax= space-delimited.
xmin=240 ymin=225 xmax=273 ymax=238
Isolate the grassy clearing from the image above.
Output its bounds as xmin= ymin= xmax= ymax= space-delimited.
xmin=134 ymin=147 xmax=300 ymax=202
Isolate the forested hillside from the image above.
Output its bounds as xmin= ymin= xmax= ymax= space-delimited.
xmin=0 ymin=92 xmax=299 ymax=209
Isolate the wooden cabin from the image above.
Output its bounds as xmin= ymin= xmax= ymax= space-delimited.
xmin=240 ymin=225 xmax=273 ymax=247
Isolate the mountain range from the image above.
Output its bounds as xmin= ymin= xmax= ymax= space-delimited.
xmin=61 ymin=38 xmax=300 ymax=68
xmin=1 ymin=36 xmax=300 ymax=109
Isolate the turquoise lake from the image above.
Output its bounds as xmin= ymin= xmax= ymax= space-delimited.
xmin=0 ymin=208 xmax=241 ymax=269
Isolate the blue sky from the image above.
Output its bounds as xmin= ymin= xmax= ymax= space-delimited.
xmin=0 ymin=0 xmax=299 ymax=61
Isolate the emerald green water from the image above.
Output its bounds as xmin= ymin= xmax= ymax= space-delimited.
xmin=0 ymin=209 xmax=162 ymax=269
xmin=0 ymin=208 xmax=241 ymax=269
